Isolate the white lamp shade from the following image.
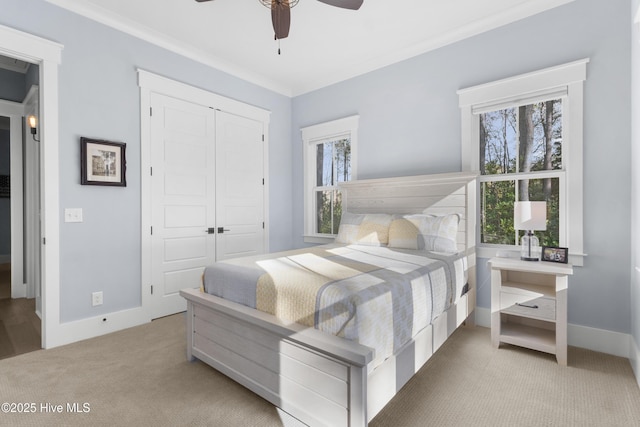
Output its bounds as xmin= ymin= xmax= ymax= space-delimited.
xmin=514 ymin=201 xmax=547 ymax=231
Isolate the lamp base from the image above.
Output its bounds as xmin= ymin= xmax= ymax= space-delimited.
xmin=520 ymin=232 xmax=540 ymax=261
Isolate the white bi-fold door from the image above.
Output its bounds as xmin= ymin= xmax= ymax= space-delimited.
xmin=149 ymin=93 xmax=265 ymax=319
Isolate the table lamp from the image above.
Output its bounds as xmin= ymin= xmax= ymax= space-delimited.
xmin=513 ymin=201 xmax=546 ymax=261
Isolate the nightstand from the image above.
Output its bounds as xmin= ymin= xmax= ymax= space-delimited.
xmin=489 ymin=257 xmax=573 ymax=365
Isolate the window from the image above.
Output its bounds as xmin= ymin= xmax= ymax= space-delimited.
xmin=479 ymin=100 xmax=562 ymax=247
xmin=301 ymin=115 xmax=359 ymax=243
xmin=458 ymin=59 xmax=588 ymax=264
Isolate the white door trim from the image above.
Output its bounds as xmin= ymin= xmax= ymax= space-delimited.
xmin=138 ymin=69 xmax=271 ymax=318
xmin=0 ymin=23 xmax=62 ymax=348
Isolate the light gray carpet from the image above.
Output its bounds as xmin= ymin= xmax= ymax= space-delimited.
xmin=0 ymin=313 xmax=638 ymax=426
xmin=0 ymin=320 xmax=14 ymax=359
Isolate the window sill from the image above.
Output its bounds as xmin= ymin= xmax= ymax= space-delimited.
xmin=303 ymin=235 xmax=336 ymax=245
xmin=476 ymin=245 xmax=585 ymax=267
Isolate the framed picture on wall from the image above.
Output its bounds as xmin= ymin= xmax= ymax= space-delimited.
xmin=80 ymin=137 xmax=126 ymax=187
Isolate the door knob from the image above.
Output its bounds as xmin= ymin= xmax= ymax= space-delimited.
xmin=217 ymin=227 xmax=231 ymax=233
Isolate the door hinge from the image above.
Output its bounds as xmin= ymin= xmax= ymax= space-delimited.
xmin=151 ymin=285 xmax=153 ymax=295
xmin=262 ymin=134 xmax=265 ymax=142
xmin=42 ymin=237 xmax=46 ymax=245
xmin=150 ymin=226 xmax=153 ymax=235
xmin=150 ymin=107 xmax=153 ymax=116
xmin=263 ymin=222 xmax=265 ymax=229
xmin=262 ymin=178 xmax=264 ymax=185
xmin=150 ymin=166 xmax=153 ymax=176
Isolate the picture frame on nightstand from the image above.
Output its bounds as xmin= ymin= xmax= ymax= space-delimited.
xmin=541 ymin=246 xmax=568 ymax=263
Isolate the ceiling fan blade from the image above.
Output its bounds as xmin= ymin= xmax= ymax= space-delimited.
xmin=271 ymin=1 xmax=291 ymax=40
xmin=316 ymin=0 xmax=363 ymax=10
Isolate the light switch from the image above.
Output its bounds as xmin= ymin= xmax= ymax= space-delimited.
xmin=64 ymin=208 xmax=83 ymax=223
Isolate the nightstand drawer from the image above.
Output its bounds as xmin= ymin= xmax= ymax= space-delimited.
xmin=500 ymin=293 xmax=555 ymax=321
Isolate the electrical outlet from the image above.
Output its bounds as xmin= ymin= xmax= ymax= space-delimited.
xmin=92 ymin=291 xmax=103 ymax=307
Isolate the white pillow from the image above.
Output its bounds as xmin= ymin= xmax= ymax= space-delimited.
xmin=335 ymin=212 xmax=392 ymax=246
xmin=388 ymin=214 xmax=460 ymax=253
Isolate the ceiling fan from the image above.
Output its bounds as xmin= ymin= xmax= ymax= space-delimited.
xmin=195 ymin=0 xmax=363 ymax=45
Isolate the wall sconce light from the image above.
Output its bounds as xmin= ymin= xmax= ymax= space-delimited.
xmin=28 ymin=115 xmax=40 ymax=142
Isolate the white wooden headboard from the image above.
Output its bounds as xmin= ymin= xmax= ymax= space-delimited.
xmin=338 ymin=171 xmax=478 ymax=254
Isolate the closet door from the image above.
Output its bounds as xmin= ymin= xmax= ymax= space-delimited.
xmin=215 ymin=111 xmax=265 ymax=260
xmin=150 ymin=93 xmax=216 ymax=319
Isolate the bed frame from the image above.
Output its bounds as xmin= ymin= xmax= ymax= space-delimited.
xmin=180 ymin=171 xmax=477 ymax=426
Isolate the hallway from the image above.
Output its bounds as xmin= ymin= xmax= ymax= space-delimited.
xmin=0 ymin=263 xmax=41 ymax=359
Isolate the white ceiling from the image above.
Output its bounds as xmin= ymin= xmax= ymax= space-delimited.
xmin=45 ymin=0 xmax=573 ymax=96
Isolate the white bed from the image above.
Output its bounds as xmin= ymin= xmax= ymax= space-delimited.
xmin=180 ymin=171 xmax=477 ymax=427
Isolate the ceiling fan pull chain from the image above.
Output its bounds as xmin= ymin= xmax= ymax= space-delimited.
xmin=273 ymin=33 xmax=280 ymax=55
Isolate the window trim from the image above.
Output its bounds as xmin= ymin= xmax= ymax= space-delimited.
xmin=458 ymin=59 xmax=588 ymax=265
xmin=301 ymin=115 xmax=359 ymax=244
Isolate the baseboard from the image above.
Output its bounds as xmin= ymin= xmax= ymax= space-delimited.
xmin=474 ymin=306 xmax=491 ymax=328
xmin=45 ymin=306 xmax=149 ymax=349
xmin=569 ymin=322 xmax=630 ymax=358
xmin=631 ymin=336 xmax=640 ymax=388
xmin=474 ymin=307 xmax=631 ymax=358
xmin=11 ymin=282 xmax=26 ymax=299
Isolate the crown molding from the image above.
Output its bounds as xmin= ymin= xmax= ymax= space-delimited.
xmin=46 ymin=0 xmax=574 ymax=98
xmin=290 ymin=0 xmax=576 ymax=96
xmin=44 ymin=0 xmax=293 ymax=96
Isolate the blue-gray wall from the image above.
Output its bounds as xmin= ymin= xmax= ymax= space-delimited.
xmin=292 ymin=0 xmax=632 ymax=334
xmin=24 ymin=61 xmax=39 ymax=90
xmin=0 ymin=68 xmax=26 ymax=103
xmin=2 ymin=0 xmax=293 ymax=322
xmin=0 ymin=61 xmax=38 ymax=100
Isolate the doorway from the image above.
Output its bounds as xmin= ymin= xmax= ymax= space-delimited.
xmin=0 ymin=81 xmax=41 ymax=359
xmin=0 ymin=23 xmax=62 ymax=350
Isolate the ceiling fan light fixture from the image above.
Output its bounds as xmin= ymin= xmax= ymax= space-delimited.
xmin=259 ymin=0 xmax=296 ymax=47
xmin=258 ymin=0 xmax=299 ymax=9
xmin=196 ymin=0 xmax=363 ymax=54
